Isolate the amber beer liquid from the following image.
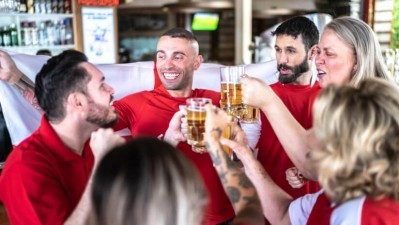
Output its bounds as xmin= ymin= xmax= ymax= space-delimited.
xmin=220 ymin=82 xmax=244 ymax=118
xmin=187 ymin=108 xmax=207 ymax=153
xmin=220 ymin=82 xmax=259 ymax=123
xmin=186 ymin=98 xmax=211 ymax=153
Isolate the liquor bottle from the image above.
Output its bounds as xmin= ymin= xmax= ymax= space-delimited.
xmin=2 ymin=26 xmax=11 ymax=47
xmin=38 ymin=21 xmax=47 ymax=46
xmin=59 ymin=20 xmax=65 ymax=44
xmin=51 ymin=0 xmax=57 ymax=13
xmin=45 ymin=0 xmax=51 ymax=13
xmin=19 ymin=0 xmax=27 ymax=12
xmin=10 ymin=23 xmax=18 ymax=46
xmin=53 ymin=20 xmax=60 ymax=45
xmin=46 ymin=20 xmax=54 ymax=45
xmin=0 ymin=29 xmax=3 ymax=47
xmin=57 ymin=0 xmax=63 ymax=13
xmin=63 ymin=0 xmax=70 ymax=13
xmin=27 ymin=0 xmax=34 ymax=13
xmin=34 ymin=0 xmax=40 ymax=13
xmin=30 ymin=21 xmax=38 ymax=46
xmin=63 ymin=18 xmax=73 ymax=45
xmin=20 ymin=21 xmax=31 ymax=46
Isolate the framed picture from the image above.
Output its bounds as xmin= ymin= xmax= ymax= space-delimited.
xmin=81 ymin=7 xmax=117 ymax=64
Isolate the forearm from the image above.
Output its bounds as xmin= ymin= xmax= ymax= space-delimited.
xmin=13 ymin=73 xmax=42 ymax=112
xmin=64 ymin=176 xmax=94 ymax=225
xmin=239 ymin=151 xmax=292 ymax=225
xmin=260 ymin=94 xmax=317 ymax=180
xmin=204 ymin=131 xmax=263 ymax=224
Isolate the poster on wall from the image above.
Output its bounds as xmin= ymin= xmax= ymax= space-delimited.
xmin=82 ymin=7 xmax=116 ymax=64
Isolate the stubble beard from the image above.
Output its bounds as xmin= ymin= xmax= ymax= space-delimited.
xmin=278 ymin=56 xmax=310 ymax=84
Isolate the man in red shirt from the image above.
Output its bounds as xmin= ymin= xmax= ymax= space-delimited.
xmin=0 ymin=28 xmax=234 ymax=225
xmin=255 ymin=16 xmax=321 ymax=201
xmin=112 ymin=28 xmax=234 ymax=225
xmin=0 ymin=50 xmax=125 ymax=225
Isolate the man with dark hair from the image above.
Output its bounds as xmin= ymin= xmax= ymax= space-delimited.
xmin=112 ymin=27 xmax=234 ymax=225
xmin=0 ymin=50 xmax=124 ymax=225
xmin=0 ymin=28 xmax=234 ymax=225
xmin=256 ymin=16 xmax=321 ymax=202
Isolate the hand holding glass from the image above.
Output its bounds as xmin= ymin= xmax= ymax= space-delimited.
xmin=220 ymin=66 xmax=259 ymax=123
xmin=186 ymin=98 xmax=211 ymax=153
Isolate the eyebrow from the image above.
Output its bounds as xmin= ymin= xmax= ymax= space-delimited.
xmin=156 ymin=50 xmax=187 ymax=56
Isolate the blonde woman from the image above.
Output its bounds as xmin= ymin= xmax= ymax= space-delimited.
xmin=209 ymin=78 xmax=399 ymax=224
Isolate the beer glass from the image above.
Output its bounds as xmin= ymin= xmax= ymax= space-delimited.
xmin=220 ymin=65 xmax=259 ymax=123
xmin=186 ymin=97 xmax=211 ymax=153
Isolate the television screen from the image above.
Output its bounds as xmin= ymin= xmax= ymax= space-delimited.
xmin=191 ymin=13 xmax=219 ymax=31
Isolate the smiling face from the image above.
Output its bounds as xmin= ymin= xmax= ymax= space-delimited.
xmin=315 ymin=28 xmax=357 ymax=88
xmin=83 ymin=63 xmax=118 ymax=128
xmin=156 ymin=36 xmax=201 ymax=97
xmin=274 ymin=34 xmax=312 ymax=85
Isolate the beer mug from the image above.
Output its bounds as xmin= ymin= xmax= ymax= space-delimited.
xmin=220 ymin=65 xmax=259 ymax=123
xmin=186 ymin=97 xmax=211 ymax=153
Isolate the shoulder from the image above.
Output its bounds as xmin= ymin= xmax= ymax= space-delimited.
xmin=289 ymin=190 xmax=324 ymax=225
xmin=114 ymin=90 xmax=152 ymax=107
xmin=331 ymin=196 xmax=399 ymax=225
xmin=331 ymin=196 xmax=365 ymax=225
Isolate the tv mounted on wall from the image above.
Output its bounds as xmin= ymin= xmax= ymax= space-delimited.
xmin=191 ymin=12 xmax=219 ymax=31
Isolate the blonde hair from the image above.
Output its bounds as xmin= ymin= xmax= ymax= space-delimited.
xmin=325 ymin=17 xmax=392 ymax=86
xmin=313 ymin=78 xmax=399 ymax=204
xmin=92 ymin=137 xmax=208 ymax=225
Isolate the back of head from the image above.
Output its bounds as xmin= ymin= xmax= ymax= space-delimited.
xmin=324 ymin=16 xmax=391 ymax=86
xmin=92 ymin=137 xmax=207 ymax=225
xmin=160 ymin=27 xmax=199 ymax=55
xmin=34 ymin=50 xmax=90 ymax=122
xmin=313 ymin=78 xmax=399 ymax=204
xmin=272 ymin=16 xmax=319 ymax=52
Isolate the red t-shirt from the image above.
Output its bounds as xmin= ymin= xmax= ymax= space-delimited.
xmin=0 ymin=116 xmax=94 ymax=225
xmin=256 ymin=82 xmax=321 ymax=199
xmin=113 ymin=86 xmax=235 ymax=225
xmin=291 ymin=191 xmax=399 ymax=225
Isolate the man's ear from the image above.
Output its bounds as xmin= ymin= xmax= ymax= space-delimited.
xmin=67 ymin=92 xmax=86 ymax=110
xmin=309 ymin=45 xmax=318 ymax=60
xmin=194 ymin=55 xmax=203 ymax=70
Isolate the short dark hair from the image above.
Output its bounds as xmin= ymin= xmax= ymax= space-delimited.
xmin=36 ymin=49 xmax=52 ymax=56
xmin=272 ymin=16 xmax=319 ymax=51
xmin=161 ymin=27 xmax=198 ymax=42
xmin=35 ymin=50 xmax=91 ymax=122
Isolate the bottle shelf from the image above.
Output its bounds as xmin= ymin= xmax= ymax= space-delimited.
xmin=0 ymin=12 xmax=76 ymax=55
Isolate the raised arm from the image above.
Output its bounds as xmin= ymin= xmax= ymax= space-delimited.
xmin=0 ymin=50 xmax=40 ymax=111
xmin=204 ymin=104 xmax=264 ymax=225
xmin=64 ymin=128 xmax=125 ymax=225
xmin=241 ymin=76 xmax=317 ymax=180
xmin=220 ymin=121 xmax=293 ymax=225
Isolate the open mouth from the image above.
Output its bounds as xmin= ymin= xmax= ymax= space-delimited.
xmin=317 ymin=69 xmax=326 ymax=77
xmin=163 ymin=72 xmax=180 ymax=80
xmin=279 ymin=68 xmax=292 ymax=75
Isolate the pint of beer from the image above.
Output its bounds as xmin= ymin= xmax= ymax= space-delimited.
xmin=186 ymin=98 xmax=211 ymax=153
xmin=220 ymin=66 xmax=259 ymax=123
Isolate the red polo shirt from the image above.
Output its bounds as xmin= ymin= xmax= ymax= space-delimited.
xmin=0 ymin=116 xmax=94 ymax=225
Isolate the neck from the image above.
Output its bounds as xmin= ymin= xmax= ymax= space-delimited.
xmin=167 ymin=88 xmax=193 ymax=98
xmin=292 ymin=70 xmax=313 ymax=85
xmin=50 ymin=119 xmax=95 ymax=156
